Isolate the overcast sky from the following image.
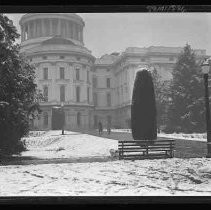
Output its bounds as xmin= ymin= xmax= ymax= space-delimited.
xmin=6 ymin=13 xmax=211 ymax=57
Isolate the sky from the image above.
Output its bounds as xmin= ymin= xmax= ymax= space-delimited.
xmin=5 ymin=13 xmax=211 ymax=58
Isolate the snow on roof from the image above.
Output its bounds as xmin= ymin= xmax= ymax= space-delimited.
xmin=95 ymin=53 xmax=120 ymax=65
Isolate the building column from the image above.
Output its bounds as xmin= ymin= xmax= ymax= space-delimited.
xmin=81 ymin=26 xmax=83 ymax=43
xmin=70 ymin=22 xmax=73 ymax=39
xmin=72 ymin=23 xmax=76 ymax=40
xmin=33 ymin=20 xmax=36 ymax=37
xmin=76 ymin=25 xmax=79 ymax=40
xmin=29 ymin=21 xmax=32 ymax=39
xmin=26 ymin=23 xmax=29 ymax=40
xmin=68 ymin=22 xmax=71 ymax=38
xmin=78 ymin=25 xmax=81 ymax=41
xmin=31 ymin=20 xmax=34 ymax=38
xmin=41 ymin=19 xmax=45 ymax=37
xmin=50 ymin=19 xmax=53 ymax=36
xmin=57 ymin=19 xmax=61 ymax=36
xmin=65 ymin=20 xmax=68 ymax=38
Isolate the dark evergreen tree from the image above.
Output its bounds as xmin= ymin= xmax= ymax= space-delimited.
xmin=131 ymin=69 xmax=157 ymax=140
xmin=0 ymin=14 xmax=40 ymax=155
xmin=165 ymin=44 xmax=205 ymax=133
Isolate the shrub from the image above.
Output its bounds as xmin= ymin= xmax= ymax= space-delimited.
xmin=131 ymin=69 xmax=157 ymax=140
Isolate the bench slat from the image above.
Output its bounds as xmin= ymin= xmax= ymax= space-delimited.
xmin=119 ymin=148 xmax=173 ymax=151
xmin=119 ymin=143 xmax=175 ymax=147
xmin=120 ymin=153 xmax=171 ymax=158
xmin=119 ymin=140 xmax=175 ymax=143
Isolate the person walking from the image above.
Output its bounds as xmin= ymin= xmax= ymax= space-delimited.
xmin=98 ymin=121 xmax=103 ymax=136
xmin=107 ymin=122 xmax=111 ymax=135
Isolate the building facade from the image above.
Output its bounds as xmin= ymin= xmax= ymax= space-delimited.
xmin=19 ymin=13 xmax=207 ymax=130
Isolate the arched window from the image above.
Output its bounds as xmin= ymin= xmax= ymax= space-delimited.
xmin=43 ymin=112 xmax=48 ymax=127
xmin=77 ymin=112 xmax=81 ymax=127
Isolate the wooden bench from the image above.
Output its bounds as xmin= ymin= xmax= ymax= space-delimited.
xmin=118 ymin=139 xmax=175 ymax=160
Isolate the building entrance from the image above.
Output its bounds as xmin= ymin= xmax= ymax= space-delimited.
xmin=51 ymin=107 xmax=65 ymax=130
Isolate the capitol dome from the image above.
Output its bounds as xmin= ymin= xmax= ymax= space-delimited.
xmin=19 ymin=13 xmax=85 ymax=47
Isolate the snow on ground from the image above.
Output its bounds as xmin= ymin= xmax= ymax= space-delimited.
xmin=21 ymin=130 xmax=118 ymax=159
xmin=1 ymin=158 xmax=211 ymax=196
xmin=1 ymin=130 xmax=211 ymax=196
xmin=111 ymin=129 xmax=207 ymax=142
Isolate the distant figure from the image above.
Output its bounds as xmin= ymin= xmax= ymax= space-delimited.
xmin=98 ymin=121 xmax=103 ymax=136
xmin=107 ymin=123 xmax=111 ymax=135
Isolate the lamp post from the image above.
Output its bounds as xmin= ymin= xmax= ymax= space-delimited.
xmin=61 ymin=102 xmax=64 ymax=135
xmin=201 ymin=58 xmax=211 ymax=158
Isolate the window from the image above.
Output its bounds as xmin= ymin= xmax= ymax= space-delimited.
xmin=76 ymin=86 xmax=80 ymax=102
xmin=93 ymin=93 xmax=98 ymax=106
xmin=60 ymin=85 xmax=65 ymax=102
xmin=60 ymin=55 xmax=65 ymax=59
xmin=42 ymin=56 xmax=47 ymax=60
xmin=87 ymin=71 xmax=89 ymax=83
xmin=169 ymin=56 xmax=174 ymax=61
xmin=43 ymin=68 xmax=48 ymax=80
xmin=43 ymin=86 xmax=48 ymax=102
xmin=43 ymin=112 xmax=48 ymax=127
xmin=76 ymin=68 xmax=80 ymax=80
xmin=77 ymin=112 xmax=81 ymax=127
xmin=87 ymin=87 xmax=90 ymax=103
xmin=106 ymin=78 xmax=110 ymax=88
xmin=60 ymin=67 xmax=65 ymax=79
xmin=93 ymin=77 xmax=97 ymax=88
xmin=107 ymin=93 xmax=111 ymax=106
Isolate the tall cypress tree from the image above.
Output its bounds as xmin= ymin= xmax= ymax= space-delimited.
xmin=131 ymin=69 xmax=157 ymax=140
xmin=166 ymin=44 xmax=205 ymax=133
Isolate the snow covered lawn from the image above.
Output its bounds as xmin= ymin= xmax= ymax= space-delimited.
xmin=1 ymin=158 xmax=211 ymax=196
xmin=1 ymin=130 xmax=211 ymax=196
xmin=21 ymin=130 xmax=118 ymax=159
xmin=110 ymin=129 xmax=207 ymax=142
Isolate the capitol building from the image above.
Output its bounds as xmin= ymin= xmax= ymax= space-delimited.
xmin=19 ymin=13 xmax=207 ymax=130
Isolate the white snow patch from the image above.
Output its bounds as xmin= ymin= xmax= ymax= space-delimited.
xmin=1 ymin=158 xmax=211 ymax=196
xmin=110 ymin=129 xmax=207 ymax=142
xmin=21 ymin=130 xmax=118 ymax=159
